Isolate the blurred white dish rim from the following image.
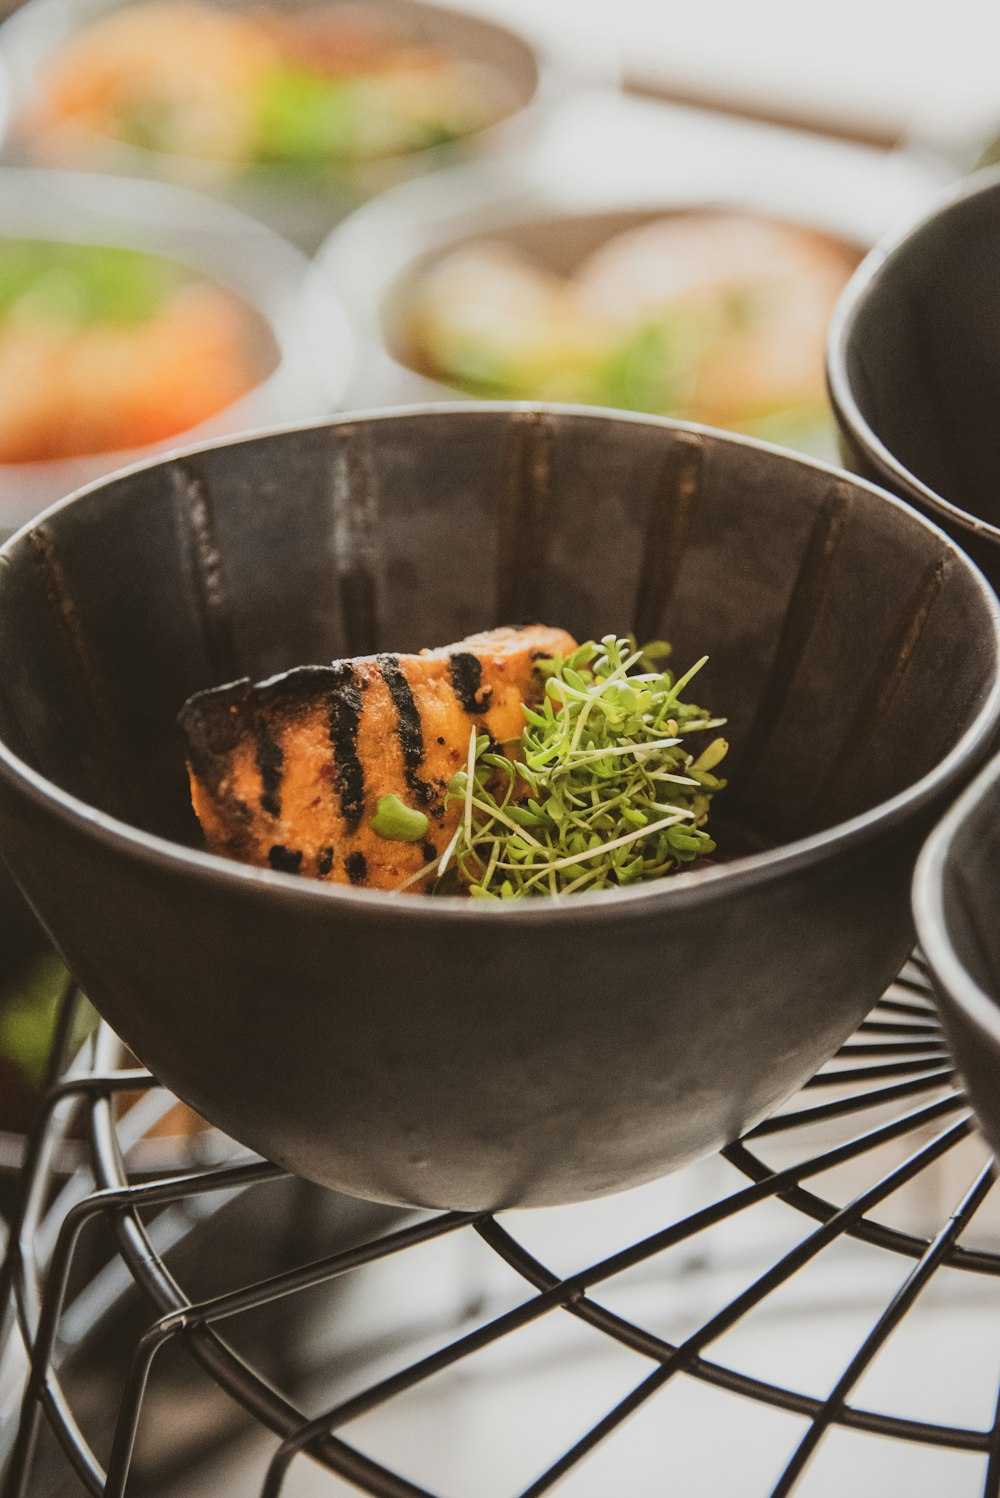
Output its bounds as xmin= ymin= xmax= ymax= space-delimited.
xmin=0 ymin=0 xmax=563 ymax=249
xmin=0 ymin=167 xmax=353 ymax=531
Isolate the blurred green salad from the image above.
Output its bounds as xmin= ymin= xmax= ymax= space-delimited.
xmin=401 ymin=212 xmax=861 ymax=455
xmin=38 ymin=2 xmax=515 ymax=168
xmin=0 ymin=240 xmax=184 ymax=327
xmin=0 ymin=950 xmax=94 ymax=1134
xmin=0 ymin=238 xmax=260 ymax=464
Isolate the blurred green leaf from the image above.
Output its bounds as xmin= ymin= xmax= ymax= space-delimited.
xmin=0 ymin=241 xmax=183 ymax=327
xmin=255 ymin=68 xmax=359 ymax=163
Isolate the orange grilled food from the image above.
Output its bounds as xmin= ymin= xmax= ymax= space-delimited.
xmin=180 ymin=624 xmax=577 ymax=892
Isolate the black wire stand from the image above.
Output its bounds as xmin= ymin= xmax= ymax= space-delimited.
xmin=1 ymin=953 xmax=998 ymax=1498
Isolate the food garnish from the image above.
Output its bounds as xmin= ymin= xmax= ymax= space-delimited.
xmin=422 ymin=636 xmax=727 ymax=898
xmin=370 ymin=793 xmax=430 ymax=843
xmin=180 ymin=628 xmax=727 ymax=900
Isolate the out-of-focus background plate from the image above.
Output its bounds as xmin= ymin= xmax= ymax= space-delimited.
xmin=0 ymin=0 xmax=576 ymax=249
xmin=0 ymin=167 xmax=352 ymax=531
xmin=318 ymin=89 xmax=941 ymax=460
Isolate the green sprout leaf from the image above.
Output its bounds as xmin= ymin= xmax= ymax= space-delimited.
xmin=426 ymin=636 xmax=728 ymax=899
xmin=370 ymin=794 xmax=429 ymax=843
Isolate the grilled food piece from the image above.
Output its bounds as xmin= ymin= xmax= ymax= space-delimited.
xmin=180 ymin=625 xmax=577 ymax=892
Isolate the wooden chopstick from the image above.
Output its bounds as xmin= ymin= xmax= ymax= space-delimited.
xmin=623 ymin=69 xmax=907 ymax=152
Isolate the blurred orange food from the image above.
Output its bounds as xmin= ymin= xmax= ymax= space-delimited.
xmin=0 ymin=241 xmax=263 ymax=464
xmin=38 ymin=3 xmax=277 ymax=162
xmin=34 ymin=1 xmax=515 ymax=165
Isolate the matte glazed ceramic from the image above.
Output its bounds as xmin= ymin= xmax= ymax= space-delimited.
xmin=914 ymin=753 xmax=1000 ymax=1163
xmin=0 ymin=406 xmax=997 ymax=1209
xmin=828 ymin=166 xmax=1000 ymax=591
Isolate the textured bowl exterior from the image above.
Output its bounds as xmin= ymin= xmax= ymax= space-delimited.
xmin=0 ymin=797 xmax=927 ymax=1209
xmin=828 ymin=166 xmax=1000 ymax=591
xmin=0 ymin=406 xmax=997 ymax=1210
xmin=914 ymin=756 xmax=1000 ymax=1163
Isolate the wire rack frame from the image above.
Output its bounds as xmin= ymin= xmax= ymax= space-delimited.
xmin=1 ymin=953 xmax=998 ymax=1498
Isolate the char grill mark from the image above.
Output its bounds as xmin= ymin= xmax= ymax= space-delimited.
xmin=377 ymin=653 xmax=434 ymax=806
xmin=449 ymin=651 xmax=493 ymax=714
xmin=328 ymin=661 xmax=365 ymax=829
xmin=177 ymin=678 xmax=253 ymax=796
xmin=182 ymin=627 xmax=579 ymax=892
xmin=268 ymin=844 xmax=302 ymax=875
xmin=255 ymin=727 xmax=284 ymax=817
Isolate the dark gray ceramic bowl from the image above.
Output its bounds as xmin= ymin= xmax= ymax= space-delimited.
xmin=827 ymin=166 xmax=1000 ymax=592
xmin=914 ymin=754 xmax=1000 ymax=1162
xmin=0 ymin=405 xmax=997 ymax=1212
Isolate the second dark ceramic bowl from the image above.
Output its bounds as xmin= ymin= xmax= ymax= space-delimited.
xmin=827 ymin=165 xmax=1000 ymax=592
xmin=914 ymin=754 xmax=1000 ymax=1163
xmin=0 ymin=405 xmax=997 ymax=1212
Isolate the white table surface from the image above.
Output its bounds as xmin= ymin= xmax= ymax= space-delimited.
xmin=456 ymin=0 xmax=1000 ymax=155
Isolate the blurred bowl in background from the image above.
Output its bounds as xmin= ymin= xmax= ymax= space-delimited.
xmin=828 ymin=165 xmax=1000 ymax=592
xmin=320 ymin=172 xmax=863 ymax=459
xmin=914 ymin=753 xmax=1000 ymax=1166
xmin=0 ymin=0 xmax=559 ymax=250
xmin=0 ymin=40 xmax=8 ymax=153
xmin=0 ymin=167 xmax=352 ymax=534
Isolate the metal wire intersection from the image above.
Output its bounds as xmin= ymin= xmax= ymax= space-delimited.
xmin=1 ymin=955 xmax=998 ymax=1498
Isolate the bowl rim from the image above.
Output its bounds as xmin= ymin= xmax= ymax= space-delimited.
xmin=2 ymin=400 xmax=1000 ymax=924
xmin=0 ymin=0 xmax=554 ymax=180
xmin=913 ymin=749 xmax=1000 ymax=1050
xmin=826 ymin=162 xmax=1000 ymax=548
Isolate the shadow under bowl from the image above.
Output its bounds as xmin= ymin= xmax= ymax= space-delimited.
xmin=828 ymin=164 xmax=1000 ymax=593
xmin=0 ymin=405 xmax=997 ymax=1211
xmin=914 ymin=754 xmax=1000 ymax=1164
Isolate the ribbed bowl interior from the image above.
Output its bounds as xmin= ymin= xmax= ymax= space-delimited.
xmin=0 ymin=407 xmax=992 ymax=858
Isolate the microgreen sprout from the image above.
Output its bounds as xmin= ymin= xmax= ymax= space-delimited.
xmin=370 ymin=793 xmax=429 ymax=843
xmin=428 ymin=635 xmax=727 ymax=899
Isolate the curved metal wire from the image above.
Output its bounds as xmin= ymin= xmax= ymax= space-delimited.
xmin=1 ymin=963 xmax=997 ymax=1498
